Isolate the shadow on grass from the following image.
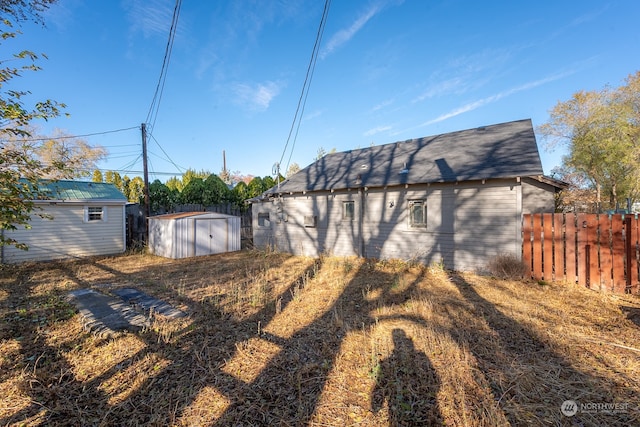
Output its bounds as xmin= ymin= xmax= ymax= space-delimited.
xmin=446 ymin=271 xmax=637 ymax=426
xmin=371 ymin=328 xmax=441 ymax=425
xmin=2 ymin=254 xmax=635 ymax=426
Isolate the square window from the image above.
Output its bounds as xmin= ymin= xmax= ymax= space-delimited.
xmin=409 ymin=200 xmax=426 ymax=227
xmin=87 ymin=206 xmax=104 ymax=222
xmin=258 ymin=212 xmax=270 ymax=227
xmin=342 ymin=201 xmax=355 ymax=221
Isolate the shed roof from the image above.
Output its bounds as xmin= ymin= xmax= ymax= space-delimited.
xmin=35 ymin=180 xmax=127 ymax=203
xmin=267 ymin=119 xmax=546 ymax=195
xmin=149 ymin=212 xmax=238 ymax=220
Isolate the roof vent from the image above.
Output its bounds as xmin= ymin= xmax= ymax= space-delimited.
xmin=399 ymin=162 xmax=409 ymax=174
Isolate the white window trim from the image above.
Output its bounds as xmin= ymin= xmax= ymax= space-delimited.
xmin=408 ymin=199 xmax=426 ymax=228
xmin=84 ymin=206 xmax=106 ymax=223
xmin=258 ymin=212 xmax=270 ymax=227
xmin=342 ymin=201 xmax=355 ymax=221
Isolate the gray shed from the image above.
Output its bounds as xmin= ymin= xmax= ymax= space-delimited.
xmin=148 ymin=212 xmax=241 ymax=259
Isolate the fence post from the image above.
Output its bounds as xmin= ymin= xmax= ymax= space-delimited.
xmin=523 ymin=214 xmax=533 ymax=278
xmin=626 ymin=216 xmax=633 ymax=293
xmin=585 ymin=244 xmax=591 ymax=288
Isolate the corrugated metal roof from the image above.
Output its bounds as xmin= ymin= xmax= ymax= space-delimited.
xmin=37 ymin=180 xmax=127 ymax=202
xmin=151 ymin=212 xmax=207 ymax=220
xmin=149 ymin=212 xmax=238 ymax=220
xmin=266 ymin=119 xmax=545 ymax=194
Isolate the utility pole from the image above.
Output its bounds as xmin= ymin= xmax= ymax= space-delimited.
xmin=141 ymin=123 xmax=151 ymax=225
xmin=223 ymin=150 xmax=227 ymax=175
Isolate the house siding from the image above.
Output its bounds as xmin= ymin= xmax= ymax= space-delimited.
xmin=253 ymin=178 xmax=529 ymax=271
xmin=521 ymin=178 xmax=557 ymax=213
xmin=2 ymin=203 xmax=125 ymax=263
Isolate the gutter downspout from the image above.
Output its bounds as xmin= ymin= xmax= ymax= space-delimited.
xmin=359 ymin=187 xmax=365 ymax=257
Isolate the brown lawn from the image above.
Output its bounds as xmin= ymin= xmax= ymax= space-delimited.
xmin=0 ymin=250 xmax=639 ymax=426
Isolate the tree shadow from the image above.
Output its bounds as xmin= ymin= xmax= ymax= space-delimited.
xmin=209 ymin=260 xmax=428 ymax=425
xmin=371 ymin=328 xmax=441 ymax=426
xmin=446 ymin=271 xmax=638 ymax=426
xmin=0 ymin=268 xmax=114 ymax=425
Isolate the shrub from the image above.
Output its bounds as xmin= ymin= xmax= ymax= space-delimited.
xmin=487 ymin=253 xmax=530 ymax=280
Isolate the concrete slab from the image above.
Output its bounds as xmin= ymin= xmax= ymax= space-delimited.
xmin=112 ymin=288 xmax=186 ymax=318
xmin=66 ymin=289 xmax=149 ymax=337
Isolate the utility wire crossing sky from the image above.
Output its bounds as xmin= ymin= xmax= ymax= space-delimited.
xmin=9 ymin=0 xmax=640 ymax=180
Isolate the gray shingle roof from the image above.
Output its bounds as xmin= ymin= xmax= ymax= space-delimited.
xmin=269 ymin=119 xmax=544 ymax=194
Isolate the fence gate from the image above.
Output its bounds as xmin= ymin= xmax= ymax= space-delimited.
xmin=523 ymin=213 xmax=639 ymax=294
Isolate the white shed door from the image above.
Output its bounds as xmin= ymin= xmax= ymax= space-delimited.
xmin=195 ymin=219 xmax=227 ymax=256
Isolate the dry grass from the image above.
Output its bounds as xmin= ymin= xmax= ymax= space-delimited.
xmin=1 ymin=250 xmax=639 ymax=426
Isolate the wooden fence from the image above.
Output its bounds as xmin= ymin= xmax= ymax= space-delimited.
xmin=523 ymin=213 xmax=639 ymax=294
xmin=126 ymin=203 xmax=253 ymax=249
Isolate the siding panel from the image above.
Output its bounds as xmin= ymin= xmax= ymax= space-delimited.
xmin=3 ymin=204 xmax=125 ymax=263
xmin=253 ymin=179 xmax=526 ymax=271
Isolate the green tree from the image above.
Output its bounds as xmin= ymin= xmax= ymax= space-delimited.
xmin=1 ymin=0 xmax=65 ymax=250
xmin=149 ymin=179 xmax=177 ymax=213
xmin=247 ymin=176 xmax=265 ymax=199
xmin=203 ymin=174 xmax=229 ymax=205
xmin=180 ymin=177 xmax=206 ymax=204
xmin=125 ymin=176 xmax=144 ymax=203
xmin=181 ymin=168 xmax=210 ymax=190
xmin=539 ymin=72 xmax=640 ymax=210
xmin=232 ymin=181 xmax=249 ymax=206
xmin=262 ymin=175 xmax=276 ymax=190
xmin=121 ymin=175 xmax=131 ymax=199
xmin=165 ymin=175 xmax=182 ymax=192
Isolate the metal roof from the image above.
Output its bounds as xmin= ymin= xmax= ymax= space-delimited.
xmin=35 ymin=180 xmax=127 ymax=202
xmin=149 ymin=212 xmax=239 ymax=220
xmin=267 ymin=119 xmax=545 ymax=194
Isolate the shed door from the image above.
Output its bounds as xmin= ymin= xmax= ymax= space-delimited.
xmin=195 ymin=218 xmax=228 ymax=256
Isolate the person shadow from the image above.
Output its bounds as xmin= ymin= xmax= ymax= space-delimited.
xmin=371 ymin=328 xmax=442 ymax=426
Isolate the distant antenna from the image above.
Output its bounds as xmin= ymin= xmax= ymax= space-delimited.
xmin=272 ymin=162 xmax=281 ymax=191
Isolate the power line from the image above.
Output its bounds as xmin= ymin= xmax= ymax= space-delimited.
xmin=145 ymin=0 xmax=182 ymax=130
xmin=279 ymin=0 xmax=331 ymax=173
xmin=150 ymin=133 xmax=185 ymax=172
xmin=8 ymin=126 xmax=139 ymax=143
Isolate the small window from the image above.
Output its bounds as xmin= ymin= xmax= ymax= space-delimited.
xmin=85 ymin=206 xmax=104 ymax=222
xmin=258 ymin=213 xmax=270 ymax=227
xmin=342 ymin=201 xmax=355 ymax=221
xmin=409 ymin=200 xmax=426 ymax=227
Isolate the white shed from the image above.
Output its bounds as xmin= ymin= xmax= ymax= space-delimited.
xmin=2 ymin=180 xmax=127 ymax=264
xmin=148 ymin=212 xmax=241 ymax=259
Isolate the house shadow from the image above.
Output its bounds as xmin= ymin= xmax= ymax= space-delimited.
xmin=371 ymin=328 xmax=441 ymax=426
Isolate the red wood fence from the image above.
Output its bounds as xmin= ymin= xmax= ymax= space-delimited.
xmin=523 ymin=213 xmax=639 ymax=294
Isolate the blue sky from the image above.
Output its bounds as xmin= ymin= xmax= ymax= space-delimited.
xmin=7 ymin=0 xmax=640 ymax=181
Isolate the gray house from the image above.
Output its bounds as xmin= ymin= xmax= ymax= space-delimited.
xmin=251 ymin=119 xmax=564 ymax=271
xmin=2 ymin=180 xmax=127 ymax=263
